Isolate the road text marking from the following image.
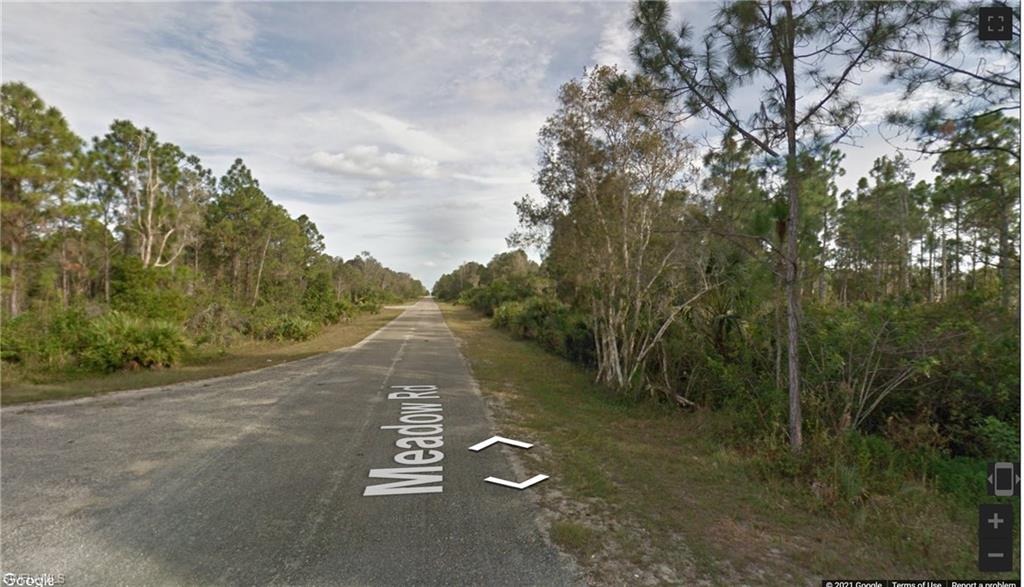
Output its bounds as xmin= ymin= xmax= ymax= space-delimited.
xmin=364 ymin=385 xmax=445 ymax=496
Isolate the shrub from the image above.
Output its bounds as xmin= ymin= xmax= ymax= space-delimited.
xmin=334 ymin=298 xmax=356 ymax=322
xmin=356 ymin=300 xmax=382 ymax=314
xmin=186 ymin=302 xmax=245 ymax=348
xmin=492 ymin=300 xmax=525 ymax=330
xmin=2 ymin=312 xmax=49 ymax=365
xmin=974 ymin=416 xmax=1020 ymax=461
xmin=798 ymin=300 xmax=1020 ymax=456
xmin=274 ymin=315 xmax=318 ymax=341
xmin=303 ymin=272 xmax=345 ymax=324
xmin=81 ymin=312 xmax=187 ymax=372
xmin=246 ymin=312 xmax=319 ymax=341
xmin=492 ymin=296 xmax=596 ymax=367
xmin=1 ymin=306 xmax=94 ymax=369
xmin=719 ymin=383 xmax=788 ymax=450
xmin=109 ymin=257 xmax=192 ymax=322
xmin=460 ymin=276 xmax=539 ymax=316
xmin=926 ymin=455 xmax=988 ymax=505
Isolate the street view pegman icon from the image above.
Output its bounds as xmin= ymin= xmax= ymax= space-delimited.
xmin=986 ymin=462 xmax=1020 ymax=497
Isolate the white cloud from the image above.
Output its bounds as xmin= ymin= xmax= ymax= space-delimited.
xmin=184 ymin=2 xmax=261 ymax=66
xmin=857 ymin=85 xmax=950 ymax=126
xmin=306 ymin=146 xmax=440 ymax=179
xmin=592 ymin=9 xmax=634 ymax=72
xmin=364 ymin=180 xmax=398 ymax=199
xmin=352 ymin=110 xmax=465 ymax=161
xmin=452 ymin=172 xmax=532 ymax=186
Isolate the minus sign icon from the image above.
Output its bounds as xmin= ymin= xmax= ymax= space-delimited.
xmin=987 ymin=553 xmax=1005 ymax=558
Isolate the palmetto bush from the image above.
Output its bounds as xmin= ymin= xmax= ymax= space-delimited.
xmin=270 ymin=315 xmax=318 ymax=341
xmin=355 ymin=299 xmax=382 ymax=315
xmin=81 ymin=311 xmax=187 ymax=372
xmin=246 ymin=312 xmax=319 ymax=341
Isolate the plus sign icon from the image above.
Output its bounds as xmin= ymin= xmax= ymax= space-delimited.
xmin=979 ymin=504 xmax=1014 ymax=572
xmin=979 ymin=6 xmax=1015 ymax=41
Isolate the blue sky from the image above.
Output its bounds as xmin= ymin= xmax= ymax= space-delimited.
xmin=2 ymin=1 xmax=943 ymax=287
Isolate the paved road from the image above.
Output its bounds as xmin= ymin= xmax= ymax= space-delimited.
xmin=1 ymin=300 xmax=576 ymax=586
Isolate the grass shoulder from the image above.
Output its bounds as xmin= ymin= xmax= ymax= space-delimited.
xmin=1 ymin=308 xmax=402 ymax=406
xmin=439 ymin=302 xmax=1005 ymax=584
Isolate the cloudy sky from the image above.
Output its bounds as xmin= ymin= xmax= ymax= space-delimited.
xmin=2 ymin=1 xmax=938 ymax=287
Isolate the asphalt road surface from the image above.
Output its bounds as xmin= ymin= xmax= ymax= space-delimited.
xmin=1 ymin=300 xmax=577 ymax=586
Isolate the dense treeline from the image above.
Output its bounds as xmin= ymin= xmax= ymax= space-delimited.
xmin=1 ymin=82 xmax=425 ymax=375
xmin=435 ymin=0 xmax=1020 ymax=506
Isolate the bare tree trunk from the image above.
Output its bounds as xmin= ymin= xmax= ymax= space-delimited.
xmin=103 ymin=234 xmax=111 ymax=304
xmin=999 ymin=191 xmax=1011 ymax=309
xmin=774 ymin=267 xmax=784 ymax=389
xmin=819 ymin=210 xmax=829 ymax=304
xmin=783 ymin=0 xmax=802 ymax=452
xmin=60 ymin=242 xmax=68 ymax=308
xmin=971 ymin=232 xmax=978 ymax=291
xmin=817 ymin=258 xmax=826 ymax=303
xmin=898 ymin=192 xmax=909 ymax=295
xmin=188 ymin=244 xmax=198 ymax=296
xmin=9 ymin=241 xmax=19 ymax=317
xmin=78 ymin=235 xmax=88 ymax=299
xmin=143 ymin=150 xmax=158 ymax=268
xmin=841 ymin=271 xmax=848 ymax=304
xmin=252 ymin=234 xmax=271 ymax=307
xmin=941 ymin=245 xmax=947 ymax=301
xmin=927 ymin=237 xmax=934 ymax=302
xmin=874 ymin=261 xmax=882 ymax=301
xmin=953 ymin=200 xmax=961 ymax=297
xmin=232 ymin=254 xmax=240 ymax=297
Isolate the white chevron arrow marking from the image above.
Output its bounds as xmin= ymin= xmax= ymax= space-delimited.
xmin=484 ymin=474 xmax=549 ymax=490
xmin=468 ymin=435 xmax=533 ymax=452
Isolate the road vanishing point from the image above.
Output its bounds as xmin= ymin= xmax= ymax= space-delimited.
xmin=1 ymin=300 xmax=577 ymax=586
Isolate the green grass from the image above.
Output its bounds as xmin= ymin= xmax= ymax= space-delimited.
xmin=440 ymin=303 xmax=1017 ymax=585
xmin=1 ymin=309 xmax=401 ymax=405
